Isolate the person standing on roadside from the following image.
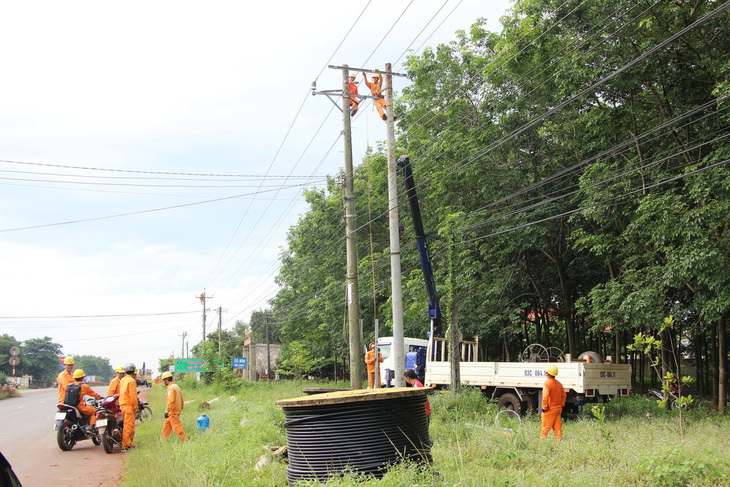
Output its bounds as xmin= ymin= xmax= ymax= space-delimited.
xmin=119 ymin=363 xmax=139 ymax=451
xmin=107 ymin=366 xmax=124 ymax=396
xmin=57 ymin=357 xmax=75 ymax=404
xmin=540 ymin=364 xmax=566 ymax=441
xmin=364 ymin=342 xmax=383 ymax=389
xmin=160 ymin=372 xmax=188 ymax=442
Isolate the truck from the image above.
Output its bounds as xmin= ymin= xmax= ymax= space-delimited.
xmin=425 ymin=337 xmax=632 ymax=414
xmin=398 ymin=154 xmax=632 ymax=412
xmin=377 ymin=336 xmax=428 ymax=387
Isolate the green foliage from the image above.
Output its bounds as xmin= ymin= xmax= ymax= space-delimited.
xmin=22 ymin=336 xmax=63 ymax=382
xmin=73 ymin=355 xmax=114 ymax=380
xmin=637 ymin=444 xmax=729 ymax=487
xmin=159 ymin=357 xmax=174 ymax=374
xmin=276 ymin=341 xmax=326 ymax=380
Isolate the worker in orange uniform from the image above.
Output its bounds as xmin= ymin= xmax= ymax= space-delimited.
xmin=107 ymin=366 xmax=125 ymax=396
xmin=362 ymin=72 xmax=391 ymax=121
xmin=364 ymin=342 xmax=383 ymax=389
xmin=57 ymin=356 xmax=75 ymax=404
xmin=119 ymin=363 xmax=139 ymax=451
xmin=160 ymin=372 xmax=188 ymax=442
xmin=540 ymin=364 xmax=566 ymax=441
xmin=67 ymin=369 xmax=102 ymax=430
xmin=346 ymin=73 xmax=359 ymax=116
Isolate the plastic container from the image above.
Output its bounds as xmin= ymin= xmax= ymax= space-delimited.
xmin=196 ymin=414 xmax=210 ymax=432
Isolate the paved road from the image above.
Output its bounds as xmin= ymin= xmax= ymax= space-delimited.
xmin=0 ymin=387 xmax=124 ymax=487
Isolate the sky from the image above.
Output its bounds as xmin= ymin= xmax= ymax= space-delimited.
xmin=0 ymin=0 xmax=511 ymax=376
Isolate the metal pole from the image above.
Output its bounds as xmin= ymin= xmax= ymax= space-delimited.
xmin=385 ymin=62 xmax=405 ymax=388
xmin=342 ymin=65 xmax=362 ymax=389
xmin=218 ymin=306 xmax=222 ymax=354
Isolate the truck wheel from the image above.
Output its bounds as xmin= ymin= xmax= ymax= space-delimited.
xmin=497 ymin=393 xmax=524 ymax=415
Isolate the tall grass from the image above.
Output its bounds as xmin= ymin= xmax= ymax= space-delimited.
xmin=122 ymin=381 xmax=730 ymax=486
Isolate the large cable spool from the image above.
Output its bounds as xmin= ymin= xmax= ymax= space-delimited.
xmin=276 ymin=387 xmax=433 ymax=484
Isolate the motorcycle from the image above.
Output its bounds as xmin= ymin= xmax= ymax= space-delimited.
xmin=55 ymin=397 xmax=102 ymax=451
xmin=96 ymin=394 xmax=124 ymax=454
xmin=137 ymin=396 xmax=153 ymax=422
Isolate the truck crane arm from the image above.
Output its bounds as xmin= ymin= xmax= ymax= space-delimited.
xmin=397 ymin=155 xmax=443 ymax=337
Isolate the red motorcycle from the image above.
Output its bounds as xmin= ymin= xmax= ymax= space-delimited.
xmin=96 ymin=394 xmax=124 ymax=453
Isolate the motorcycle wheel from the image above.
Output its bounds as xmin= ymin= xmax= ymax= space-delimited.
xmin=92 ymin=432 xmax=102 ymax=446
xmin=57 ymin=420 xmax=76 ymax=451
xmin=138 ymin=406 xmax=153 ymax=423
xmin=101 ymin=426 xmax=115 ymax=454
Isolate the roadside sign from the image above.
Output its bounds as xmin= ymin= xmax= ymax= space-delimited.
xmin=9 ymin=346 xmax=19 ymax=356
xmin=9 ymin=356 xmax=19 ymax=366
xmin=232 ymin=357 xmax=247 ymax=369
xmin=175 ymin=358 xmax=204 ymax=373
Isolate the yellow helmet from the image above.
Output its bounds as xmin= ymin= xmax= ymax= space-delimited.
xmin=161 ymin=372 xmax=174 ymax=380
xmin=73 ymin=369 xmax=86 ymax=380
xmin=115 ymin=366 xmax=124 ymax=373
xmin=546 ymin=364 xmax=558 ymax=377
xmin=63 ymin=357 xmax=74 ymax=365
xmin=372 ymin=73 xmax=381 ymax=78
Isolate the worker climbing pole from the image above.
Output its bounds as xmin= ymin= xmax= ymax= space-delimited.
xmin=347 ymin=73 xmax=359 ymax=116
xmin=362 ymin=71 xmax=395 ymax=121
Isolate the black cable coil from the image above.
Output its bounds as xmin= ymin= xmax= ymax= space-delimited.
xmin=281 ymin=395 xmax=431 ymax=484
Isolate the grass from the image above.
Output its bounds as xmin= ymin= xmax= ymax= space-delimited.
xmin=121 ymin=380 xmax=730 ymax=487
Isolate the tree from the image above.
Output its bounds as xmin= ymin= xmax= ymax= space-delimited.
xmin=22 ymin=337 xmax=63 ymax=383
xmin=73 ymin=355 xmax=114 ymax=381
xmin=159 ymin=357 xmax=174 ymax=374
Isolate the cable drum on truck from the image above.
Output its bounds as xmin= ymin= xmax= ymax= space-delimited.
xmin=276 ymin=388 xmax=433 ymax=484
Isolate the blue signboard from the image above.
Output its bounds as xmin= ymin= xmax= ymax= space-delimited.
xmin=232 ymin=357 xmax=247 ymax=370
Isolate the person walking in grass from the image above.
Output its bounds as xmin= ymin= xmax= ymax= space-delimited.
xmin=540 ymin=364 xmax=566 ymax=441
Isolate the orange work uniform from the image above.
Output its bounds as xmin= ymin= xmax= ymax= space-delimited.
xmin=119 ymin=374 xmax=138 ymax=448
xmin=347 ymin=79 xmax=359 ymax=116
xmin=364 ymin=349 xmax=383 ymax=389
xmin=363 ymin=75 xmax=387 ymax=120
xmin=160 ymin=382 xmax=188 ymax=442
xmin=76 ymin=382 xmax=102 ymax=427
xmin=107 ymin=376 xmax=121 ymax=396
xmin=57 ymin=370 xmax=74 ymax=404
xmin=540 ymin=376 xmax=566 ymax=439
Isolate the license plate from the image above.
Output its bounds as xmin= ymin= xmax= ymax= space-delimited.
xmin=97 ymin=419 xmax=107 ymax=428
xmin=55 ymin=412 xmax=66 ymax=421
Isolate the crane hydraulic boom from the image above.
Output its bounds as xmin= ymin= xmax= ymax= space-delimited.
xmin=397 ymin=155 xmax=443 ymax=337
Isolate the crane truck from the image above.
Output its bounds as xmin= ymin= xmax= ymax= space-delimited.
xmin=398 ymin=155 xmax=632 ymax=413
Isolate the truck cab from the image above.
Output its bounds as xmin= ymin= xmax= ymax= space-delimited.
xmin=377 ymin=336 xmax=428 ymax=387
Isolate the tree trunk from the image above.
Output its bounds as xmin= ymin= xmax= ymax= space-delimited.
xmin=712 ymin=323 xmax=719 ymax=409
xmin=719 ymin=316 xmax=727 ymax=414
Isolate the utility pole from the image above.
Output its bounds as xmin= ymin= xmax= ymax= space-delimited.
xmin=342 ymin=65 xmax=362 ymax=389
xmin=265 ymin=311 xmax=271 ymax=381
xmin=180 ymin=332 xmax=187 ymax=359
xmin=384 ymin=62 xmax=405 ymax=387
xmin=218 ymin=306 xmax=223 ymax=353
xmin=199 ymin=290 xmax=213 ymax=342
xmin=312 ymin=64 xmax=406 ymax=389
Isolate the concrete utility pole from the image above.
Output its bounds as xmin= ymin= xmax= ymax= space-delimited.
xmin=342 ymin=66 xmax=363 ymax=389
xmin=384 ymin=62 xmax=405 ymax=388
xmin=265 ymin=311 xmax=271 ymax=381
xmin=199 ymin=291 xmax=212 ymax=342
xmin=179 ymin=332 xmax=187 ymax=359
xmin=218 ymin=306 xmax=223 ymax=353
